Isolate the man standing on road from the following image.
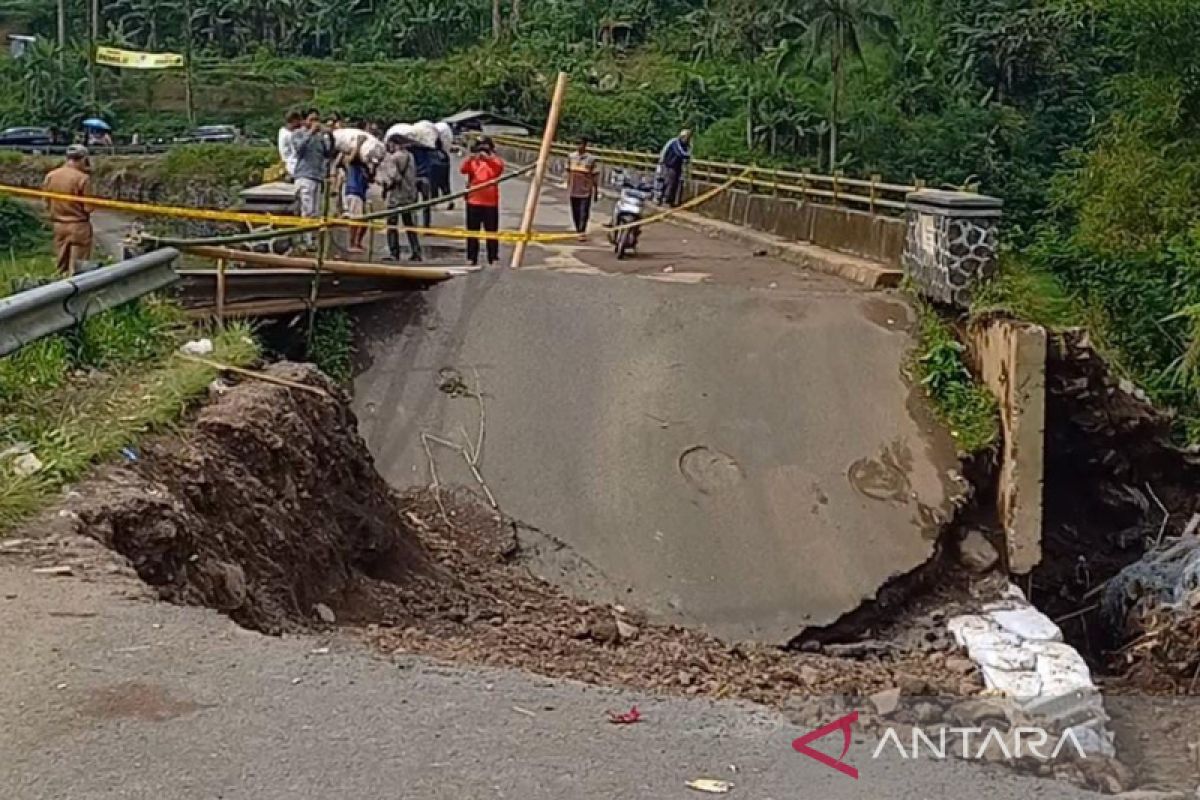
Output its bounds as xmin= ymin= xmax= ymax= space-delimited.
xmin=42 ymin=145 xmax=93 ymax=275
xmin=657 ymin=129 xmax=692 ymax=207
xmin=290 ymin=110 xmax=331 ymax=249
xmin=460 ymin=136 xmax=505 ymax=267
xmin=567 ymin=138 xmax=599 ymax=241
xmin=376 ymin=134 xmax=423 ymax=262
xmin=410 ymin=141 xmax=436 ymax=228
xmin=277 ymin=110 xmax=303 ymax=179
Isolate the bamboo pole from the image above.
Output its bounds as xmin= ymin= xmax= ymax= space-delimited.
xmin=181 ymin=245 xmax=461 ymax=281
xmin=57 ymin=0 xmax=66 ymax=54
xmin=215 ymin=257 xmax=226 ymax=325
xmin=88 ymin=0 xmax=98 ymax=112
xmin=306 ymin=179 xmax=333 ymax=346
xmin=510 ymin=71 xmax=569 ymax=270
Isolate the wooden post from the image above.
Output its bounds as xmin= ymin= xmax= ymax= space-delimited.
xmin=88 ymin=0 xmax=98 ymax=112
xmin=57 ymin=0 xmax=66 ymax=55
xmin=869 ymin=173 xmax=880 ymax=216
xmin=510 ymin=71 xmax=569 ymax=270
xmin=306 ymin=181 xmax=333 ymax=346
xmin=183 ymin=0 xmax=196 ymax=126
xmin=833 ymin=170 xmax=842 ymax=207
xmin=215 ymin=258 xmax=226 ymax=326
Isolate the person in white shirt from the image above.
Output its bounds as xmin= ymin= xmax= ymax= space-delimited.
xmin=277 ymin=110 xmax=303 ymax=179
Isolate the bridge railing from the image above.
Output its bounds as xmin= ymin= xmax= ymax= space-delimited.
xmin=0 ymin=143 xmax=174 ymax=156
xmin=491 ymin=135 xmax=921 ymax=218
xmin=0 ymin=249 xmax=180 ymax=357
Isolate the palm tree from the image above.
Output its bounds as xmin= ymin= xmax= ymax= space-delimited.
xmin=794 ymin=0 xmax=896 ymax=169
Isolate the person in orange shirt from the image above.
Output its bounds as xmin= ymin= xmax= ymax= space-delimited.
xmin=42 ymin=145 xmax=93 ymax=275
xmin=460 ymin=136 xmax=505 ymax=266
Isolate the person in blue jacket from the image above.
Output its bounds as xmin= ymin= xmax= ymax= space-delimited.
xmin=656 ymin=129 xmax=692 ymax=207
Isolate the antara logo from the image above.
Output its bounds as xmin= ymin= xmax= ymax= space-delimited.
xmin=792 ymin=710 xmax=1091 ymax=778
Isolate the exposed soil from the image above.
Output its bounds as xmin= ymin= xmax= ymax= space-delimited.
xmin=54 ymin=363 xmax=429 ymax=634
xmin=1033 ymin=330 xmax=1200 ymax=684
xmin=31 ymin=361 xmax=984 ymax=711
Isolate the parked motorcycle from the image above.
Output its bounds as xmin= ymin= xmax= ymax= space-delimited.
xmin=608 ymin=170 xmax=652 ymax=259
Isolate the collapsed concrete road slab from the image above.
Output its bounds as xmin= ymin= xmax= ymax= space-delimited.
xmin=354 ymin=194 xmax=964 ymax=644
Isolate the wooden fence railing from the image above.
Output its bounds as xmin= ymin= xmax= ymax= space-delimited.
xmin=492 ymin=135 xmax=924 ymax=218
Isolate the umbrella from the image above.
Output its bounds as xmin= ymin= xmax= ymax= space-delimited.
xmin=82 ymin=118 xmax=111 ymax=131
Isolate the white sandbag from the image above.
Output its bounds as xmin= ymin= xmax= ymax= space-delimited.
xmin=434 ymin=121 xmax=453 ymax=150
xmin=385 ymin=122 xmax=417 ymax=145
xmin=411 ymin=120 xmax=440 ymax=149
xmin=332 ymin=128 xmax=385 ymax=168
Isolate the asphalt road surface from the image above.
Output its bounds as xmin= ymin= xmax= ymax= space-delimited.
xmin=355 ymin=175 xmax=963 ymax=644
xmin=1 ymin=565 xmax=1102 ymax=800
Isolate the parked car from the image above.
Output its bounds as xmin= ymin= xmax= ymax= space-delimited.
xmin=0 ymin=126 xmax=55 ymax=147
xmin=174 ymin=124 xmax=242 ymax=144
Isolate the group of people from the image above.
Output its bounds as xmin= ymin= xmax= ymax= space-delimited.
xmin=34 ymin=113 xmax=694 ymax=278
xmin=276 ymin=109 xmax=507 ymax=266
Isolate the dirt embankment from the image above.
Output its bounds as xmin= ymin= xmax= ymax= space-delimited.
xmin=30 ymin=361 xmax=984 ymax=710
xmin=61 ymin=363 xmax=428 ymax=633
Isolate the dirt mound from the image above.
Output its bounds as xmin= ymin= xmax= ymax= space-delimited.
xmin=66 ymin=363 xmax=427 ymax=633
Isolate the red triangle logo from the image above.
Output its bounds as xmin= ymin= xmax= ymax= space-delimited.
xmin=792 ymin=710 xmax=859 ymax=779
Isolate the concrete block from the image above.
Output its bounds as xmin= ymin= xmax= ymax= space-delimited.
xmin=968 ymin=319 xmax=1047 ymax=574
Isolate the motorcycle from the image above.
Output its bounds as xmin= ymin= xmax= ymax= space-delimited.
xmin=607 ymin=170 xmax=652 ymax=260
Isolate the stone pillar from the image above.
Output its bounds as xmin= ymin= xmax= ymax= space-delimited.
xmin=903 ymin=190 xmax=1002 ymax=308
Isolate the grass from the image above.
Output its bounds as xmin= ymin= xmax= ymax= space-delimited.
xmin=0 ymin=237 xmax=261 ymax=532
xmin=0 ymin=323 xmax=259 ymax=531
xmin=308 ymin=309 xmax=354 ymax=385
xmin=910 ymin=297 xmax=1000 ymax=455
xmin=970 ymin=254 xmax=1083 ymax=330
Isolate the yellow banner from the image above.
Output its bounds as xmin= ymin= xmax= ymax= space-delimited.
xmin=95 ymin=46 xmax=184 ymax=70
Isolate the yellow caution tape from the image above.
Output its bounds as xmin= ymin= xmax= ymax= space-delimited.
xmin=0 ymin=183 xmax=531 ymax=242
xmin=532 ymin=168 xmax=752 ymax=242
xmin=0 ymin=169 xmax=746 ymax=245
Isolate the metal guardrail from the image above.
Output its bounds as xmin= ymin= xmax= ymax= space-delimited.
xmin=0 ymin=143 xmax=174 ymax=156
xmin=492 ymin=135 xmax=923 ymax=217
xmin=0 ymin=248 xmax=180 ymax=357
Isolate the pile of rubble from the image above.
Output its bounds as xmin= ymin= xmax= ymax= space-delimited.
xmin=356 ymin=489 xmax=986 ymax=707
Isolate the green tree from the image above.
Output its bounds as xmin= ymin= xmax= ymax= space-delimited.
xmin=792 ymin=0 xmax=896 ymax=168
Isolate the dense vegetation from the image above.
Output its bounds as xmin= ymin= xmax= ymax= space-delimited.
xmin=0 ymin=198 xmax=259 ymax=530
xmin=2 ymin=0 xmax=1199 ymax=433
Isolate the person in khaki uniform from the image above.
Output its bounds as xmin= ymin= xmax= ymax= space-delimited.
xmin=42 ymin=145 xmax=93 ymax=275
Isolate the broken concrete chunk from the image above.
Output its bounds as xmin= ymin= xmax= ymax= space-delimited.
xmin=313 ymin=602 xmax=336 ymax=624
xmin=1027 ymin=641 xmax=1095 ymax=699
xmin=968 ymin=631 xmax=1037 ymax=671
xmin=986 ymin=607 xmax=1063 ymax=643
xmin=868 ymin=687 xmax=902 ymax=716
xmin=615 ymin=618 xmax=640 ymax=641
xmin=958 ymin=530 xmax=1000 ymax=573
xmin=944 ymin=656 xmax=977 ymax=674
xmin=980 ymin=663 xmax=1043 ymax=698
xmin=949 ymin=698 xmax=1011 ymax=726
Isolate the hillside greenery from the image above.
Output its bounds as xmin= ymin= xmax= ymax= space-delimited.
xmin=3 ymin=0 xmax=1200 ymax=434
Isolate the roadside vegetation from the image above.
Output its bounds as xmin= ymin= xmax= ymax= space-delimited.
xmin=0 ymin=197 xmax=260 ymax=532
xmin=910 ymin=298 xmax=999 ymax=455
xmin=2 ymin=0 xmax=1199 ymax=435
xmin=309 ymin=310 xmax=355 ymax=385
